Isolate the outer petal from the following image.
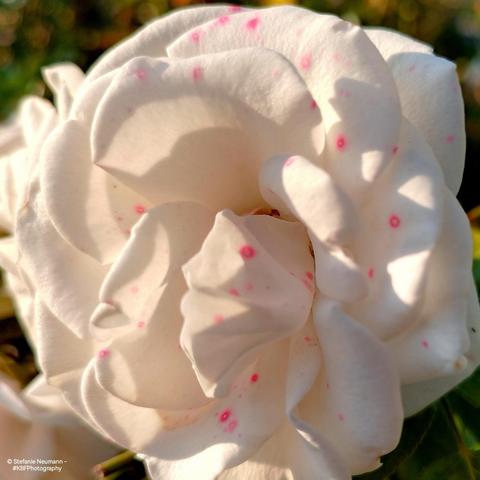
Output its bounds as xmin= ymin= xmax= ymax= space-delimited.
xmin=168 ymin=5 xmax=402 ymax=198
xmin=181 ymin=210 xmax=314 ymax=397
xmin=299 ymin=299 xmax=403 ymax=474
xmin=40 ymin=119 xmax=152 ymax=264
xmin=83 ymin=5 xmax=246 ymax=85
xmin=42 ymin=62 xmax=85 ymax=119
xmin=260 ymin=154 xmax=367 ymax=303
xmin=348 ymin=119 xmax=444 ymax=338
xmin=0 ymin=238 xmax=36 ymax=344
xmin=367 ymin=27 xmax=465 ymax=194
xmin=82 ymin=341 xmax=288 ymax=480
xmin=389 ymin=191 xmax=474 ymax=383
xmin=92 ymin=47 xmax=321 ymax=212
xmin=17 ymin=183 xmax=108 ymax=338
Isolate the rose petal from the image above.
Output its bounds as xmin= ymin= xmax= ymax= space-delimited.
xmin=17 ymin=183 xmax=108 ymax=338
xmin=168 ymin=6 xmax=402 ymax=198
xmin=181 ymin=210 xmax=314 ymax=397
xmin=348 ymin=119 xmax=444 ymax=338
xmin=42 ymin=63 xmax=85 ymax=119
xmin=96 ymin=201 xmax=214 ymax=324
xmin=40 ymin=119 xmax=151 ymax=264
xmin=82 ymin=342 xmax=288 ymax=478
xmin=365 ymin=28 xmax=432 ymax=57
xmin=260 ymin=154 xmax=367 ymax=303
xmin=93 ymin=202 xmax=214 ymax=410
xmin=83 ymin=5 xmax=245 ymax=85
xmin=298 ymin=299 xmax=403 ymax=474
xmin=366 ymin=28 xmax=465 ymax=194
xmin=389 ymin=190 xmax=473 ymax=383
xmin=91 ymin=47 xmax=321 ymax=211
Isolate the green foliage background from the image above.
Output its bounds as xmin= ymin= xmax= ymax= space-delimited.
xmin=0 ymin=1 xmax=480 ymax=479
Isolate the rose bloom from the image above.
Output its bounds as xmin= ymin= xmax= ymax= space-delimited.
xmin=0 ymin=5 xmax=478 ymax=480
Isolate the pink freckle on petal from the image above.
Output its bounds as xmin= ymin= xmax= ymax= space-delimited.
xmin=225 ymin=419 xmax=238 ymax=433
xmin=389 ymin=214 xmax=401 ymax=229
xmin=310 ymin=98 xmax=317 ymax=110
xmin=368 ymin=268 xmax=375 ymax=279
xmin=306 ymin=271 xmax=314 ymax=281
xmin=421 ymin=339 xmax=430 ymax=349
xmin=244 ymin=282 xmax=254 ymax=291
xmin=284 ymin=156 xmax=296 ymax=167
xmin=299 ymin=52 xmax=312 ymax=71
xmin=302 ymin=278 xmax=315 ymax=293
xmin=192 ymin=66 xmax=203 ymax=82
xmin=239 ymin=244 xmax=256 ymax=259
xmin=190 ymin=30 xmax=201 ymax=44
xmin=392 ymin=145 xmax=399 ymax=155
xmin=135 ymin=68 xmax=147 ymax=80
xmin=228 ymin=5 xmax=242 ymax=12
xmin=213 ymin=314 xmax=224 ymax=325
xmin=228 ymin=288 xmax=240 ymax=297
xmin=336 ymin=134 xmax=347 ymax=152
xmin=304 ymin=336 xmax=311 ymax=343
xmin=137 ymin=321 xmax=145 ymax=329
xmin=245 ymin=16 xmax=260 ymax=30
xmin=250 ymin=373 xmax=259 ymax=383
xmin=98 ymin=349 xmax=110 ymax=359
xmin=337 ymin=413 xmax=345 ymax=421
xmin=130 ymin=286 xmax=139 ymax=294
xmin=135 ymin=204 xmax=146 ymax=214
xmin=219 ymin=409 xmax=232 ymax=423
xmin=216 ymin=15 xmax=230 ymax=25
xmin=446 ymin=134 xmax=455 ymax=144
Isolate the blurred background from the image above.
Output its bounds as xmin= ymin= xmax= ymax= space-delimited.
xmin=0 ymin=0 xmax=479 ymax=211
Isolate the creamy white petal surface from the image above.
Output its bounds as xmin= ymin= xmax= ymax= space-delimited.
xmin=0 ymin=374 xmax=118 ymax=480
xmin=0 ymin=5 xmax=477 ymax=480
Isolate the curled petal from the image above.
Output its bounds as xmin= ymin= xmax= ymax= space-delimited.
xmin=169 ymin=6 xmax=402 ymax=197
xmin=181 ymin=210 xmax=314 ymax=397
xmin=389 ymin=191 xmax=474 ymax=383
xmin=92 ymin=48 xmax=321 ymax=212
xmin=260 ymin=154 xmax=367 ymax=303
xmin=367 ymin=28 xmax=465 ymax=194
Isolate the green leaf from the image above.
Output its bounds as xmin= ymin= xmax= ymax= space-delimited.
xmin=396 ymin=400 xmax=480 ymax=480
xmin=457 ymin=366 xmax=480 ymax=408
xmin=354 ymin=406 xmax=436 ymax=480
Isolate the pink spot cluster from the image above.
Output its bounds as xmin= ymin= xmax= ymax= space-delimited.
xmin=190 ymin=30 xmax=201 ymax=44
xmin=216 ymin=15 xmax=230 ymax=25
xmin=218 ymin=408 xmax=239 ymax=433
xmin=245 ymin=16 xmax=260 ymax=30
xmin=135 ymin=204 xmax=146 ymax=215
xmin=192 ymin=66 xmax=203 ymax=82
xmin=98 ymin=348 xmax=110 ymax=359
xmin=336 ymin=135 xmax=347 ymax=152
xmin=135 ymin=68 xmax=147 ymax=81
xmin=239 ymin=244 xmax=256 ymax=259
xmin=389 ymin=214 xmax=401 ymax=229
xmin=299 ymin=52 xmax=312 ymax=71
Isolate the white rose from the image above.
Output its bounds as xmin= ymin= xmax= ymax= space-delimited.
xmin=3 ymin=5 xmax=479 ymax=480
xmin=0 ymin=373 xmax=118 ymax=479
